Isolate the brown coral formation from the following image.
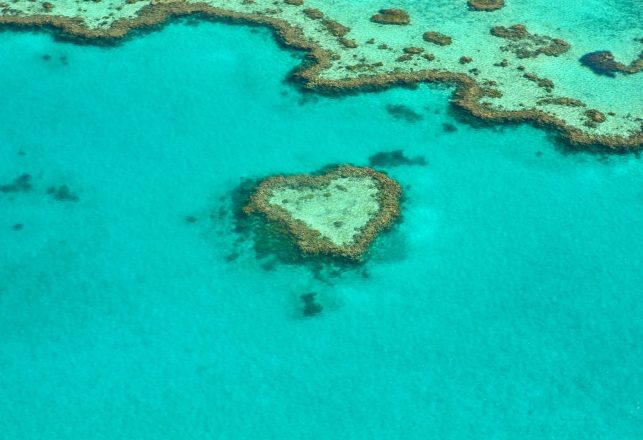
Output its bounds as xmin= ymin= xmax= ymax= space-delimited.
xmin=403 ymin=47 xmax=424 ymax=55
xmin=339 ymin=37 xmax=357 ymax=49
xmin=468 ymin=0 xmax=505 ymax=11
xmin=490 ymin=24 xmax=528 ymax=40
xmin=370 ymin=9 xmax=410 ymax=25
xmin=321 ymin=19 xmax=349 ymax=38
xmin=303 ymin=8 xmax=323 ymax=20
xmin=537 ymin=97 xmax=586 ymax=107
xmin=491 ymin=25 xmax=570 ymax=58
xmin=423 ymin=31 xmax=452 ymax=46
xmin=244 ymin=166 xmax=402 ymax=260
xmin=523 ymin=72 xmax=554 ymax=92
xmin=0 ymin=2 xmax=639 ymax=151
xmin=585 ymin=109 xmax=606 ymax=123
xmin=579 ymin=51 xmax=643 ymax=77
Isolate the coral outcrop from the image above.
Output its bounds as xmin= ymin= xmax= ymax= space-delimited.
xmin=580 ymin=51 xmax=643 ymax=77
xmin=468 ymin=0 xmax=505 ymax=12
xmin=490 ymin=24 xmax=570 ymax=58
xmin=370 ymin=9 xmax=410 ymax=25
xmin=244 ymin=166 xmax=401 ymax=260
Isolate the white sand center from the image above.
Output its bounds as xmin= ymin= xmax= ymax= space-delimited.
xmin=268 ymin=176 xmax=379 ymax=246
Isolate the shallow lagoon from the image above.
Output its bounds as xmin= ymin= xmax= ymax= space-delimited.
xmin=0 ymin=20 xmax=642 ymax=439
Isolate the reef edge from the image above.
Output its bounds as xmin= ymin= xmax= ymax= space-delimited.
xmin=1 ymin=2 xmax=641 ymax=151
xmin=244 ymin=165 xmax=402 ymax=260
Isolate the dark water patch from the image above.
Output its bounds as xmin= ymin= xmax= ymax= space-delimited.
xmin=181 ymin=16 xmax=203 ymax=27
xmin=368 ymin=149 xmax=427 ymax=167
xmin=385 ymin=104 xmax=423 ymax=122
xmin=0 ymin=173 xmax=33 ymax=194
xmin=40 ymin=52 xmax=68 ymax=66
xmin=300 ymin=292 xmax=323 ymax=317
xmin=442 ymin=122 xmax=458 ymax=133
xmin=184 ymin=215 xmax=198 ymax=224
xmin=224 ymin=252 xmax=240 ymax=262
xmin=297 ymin=92 xmax=319 ymax=106
xmin=12 ymin=223 xmax=23 ymax=231
xmin=46 ymin=185 xmax=79 ymax=202
xmin=596 ymin=154 xmax=610 ymax=164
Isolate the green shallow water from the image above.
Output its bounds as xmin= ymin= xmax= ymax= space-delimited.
xmin=0 ymin=14 xmax=642 ymax=440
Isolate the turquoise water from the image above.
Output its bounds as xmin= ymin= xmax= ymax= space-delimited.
xmin=1 ymin=18 xmax=643 ymax=440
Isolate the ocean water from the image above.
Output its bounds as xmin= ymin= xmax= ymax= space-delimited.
xmin=0 ymin=18 xmax=642 ymax=440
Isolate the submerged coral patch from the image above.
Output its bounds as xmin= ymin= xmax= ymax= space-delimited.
xmin=423 ymin=31 xmax=452 ymax=46
xmin=47 ymin=185 xmax=79 ymax=202
xmin=537 ymin=97 xmax=586 ymax=107
xmin=368 ymin=150 xmax=427 ymax=167
xmin=0 ymin=173 xmax=33 ymax=193
xmin=468 ymin=0 xmax=505 ymax=12
xmin=244 ymin=166 xmax=401 ymax=260
xmin=385 ymin=104 xmax=423 ymax=122
xmin=370 ymin=9 xmax=410 ymax=26
xmin=490 ymin=25 xmax=570 ymax=58
xmin=579 ymin=51 xmax=643 ymax=77
xmin=300 ymin=292 xmax=323 ymax=317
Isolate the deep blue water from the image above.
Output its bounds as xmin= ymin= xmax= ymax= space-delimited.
xmin=1 ymin=21 xmax=642 ymax=439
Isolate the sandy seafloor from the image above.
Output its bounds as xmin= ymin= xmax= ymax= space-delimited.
xmin=0 ymin=18 xmax=642 ymax=440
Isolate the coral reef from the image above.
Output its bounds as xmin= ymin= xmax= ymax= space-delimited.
xmin=585 ymin=109 xmax=606 ymax=123
xmin=584 ymin=109 xmax=607 ymax=128
xmin=490 ymin=24 xmax=529 ymax=40
xmin=523 ymin=72 xmax=554 ymax=92
xmin=468 ymin=0 xmax=505 ymax=12
xmin=537 ymin=97 xmax=586 ymax=107
xmin=423 ymin=31 xmax=452 ymax=46
xmin=303 ymin=8 xmax=323 ymax=20
xmin=370 ymin=9 xmax=410 ymax=25
xmin=321 ymin=19 xmax=349 ymax=38
xmin=491 ymin=25 xmax=570 ymax=58
xmin=579 ymin=51 xmax=643 ymax=77
xmin=244 ymin=166 xmax=401 ymax=260
xmin=0 ymin=1 xmax=640 ymax=150
xmin=223 ymin=178 xmax=367 ymax=282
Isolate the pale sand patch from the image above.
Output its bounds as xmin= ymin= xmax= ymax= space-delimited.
xmin=268 ymin=176 xmax=379 ymax=246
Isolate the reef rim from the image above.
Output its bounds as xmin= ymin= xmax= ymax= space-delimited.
xmin=244 ymin=165 xmax=402 ymax=260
